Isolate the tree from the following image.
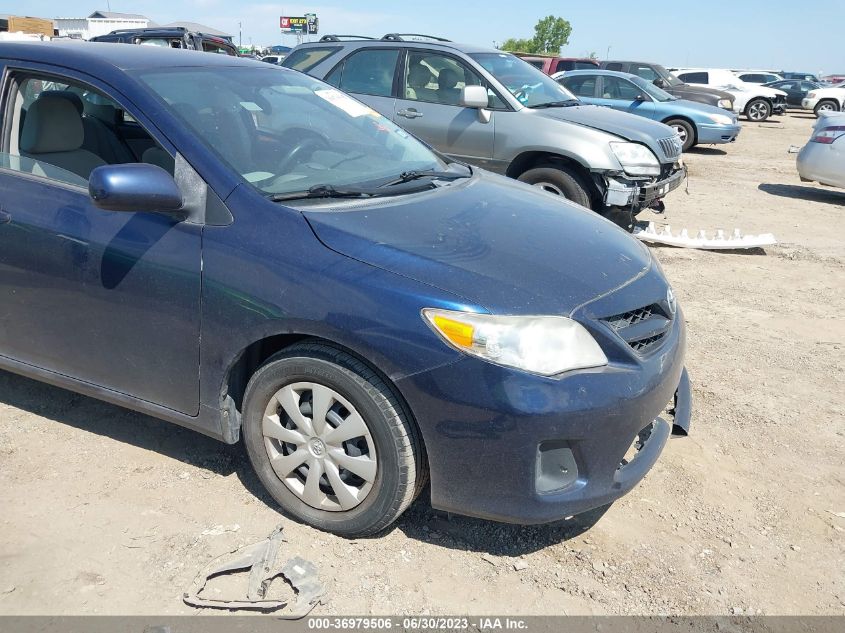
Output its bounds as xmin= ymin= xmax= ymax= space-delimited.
xmin=500 ymin=37 xmax=537 ymax=53
xmin=500 ymin=16 xmax=572 ymax=55
xmin=532 ymin=16 xmax=571 ymax=54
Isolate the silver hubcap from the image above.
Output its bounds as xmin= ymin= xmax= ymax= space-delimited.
xmin=533 ymin=181 xmax=564 ymax=196
xmin=672 ymin=125 xmax=688 ymax=142
xmin=748 ymin=102 xmax=768 ymax=120
xmin=262 ymin=382 xmax=377 ymax=512
xmin=818 ymin=103 xmax=834 ymax=111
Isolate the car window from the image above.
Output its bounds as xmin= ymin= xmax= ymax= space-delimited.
xmin=525 ymin=60 xmax=544 ymax=69
xmin=600 ymin=75 xmax=643 ymax=100
xmin=325 ymin=49 xmax=399 ymax=97
xmin=137 ymin=66 xmax=445 ymax=196
xmin=573 ymin=61 xmax=598 ymax=70
xmin=282 ymin=46 xmax=340 ymax=72
xmin=777 ymin=81 xmax=795 ymax=91
xmin=2 ymin=73 xmax=172 ymax=187
xmin=632 ymin=65 xmax=659 ymax=81
xmin=470 ymin=52 xmax=576 ymax=108
xmin=561 ymin=75 xmax=596 ymax=97
xmin=604 ymin=62 xmax=624 ymax=71
xmin=678 ymin=71 xmax=708 ymax=84
xmin=202 ymin=40 xmax=235 ymax=55
xmin=403 ymin=51 xmax=503 ymax=107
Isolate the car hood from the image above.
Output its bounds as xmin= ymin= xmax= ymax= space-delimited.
xmin=531 ymin=103 xmax=674 ymax=157
xmin=301 ymin=171 xmax=651 ymax=315
xmin=672 ymin=84 xmax=734 ymax=101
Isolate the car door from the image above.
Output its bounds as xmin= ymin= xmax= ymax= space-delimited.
xmin=323 ymin=47 xmax=400 ymax=121
xmin=0 ymin=68 xmax=202 ymax=415
xmin=390 ymin=49 xmax=495 ymax=166
xmin=594 ymin=75 xmax=656 ymax=118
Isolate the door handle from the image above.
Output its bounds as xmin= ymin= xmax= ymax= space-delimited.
xmin=397 ymin=108 xmax=423 ymax=119
xmin=0 ymin=210 xmax=11 ymax=225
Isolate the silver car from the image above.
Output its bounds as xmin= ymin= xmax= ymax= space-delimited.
xmin=283 ymin=34 xmax=685 ymax=231
xmin=797 ymin=111 xmax=845 ymax=189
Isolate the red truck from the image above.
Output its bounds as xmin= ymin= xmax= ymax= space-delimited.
xmin=514 ymin=53 xmax=599 ymax=75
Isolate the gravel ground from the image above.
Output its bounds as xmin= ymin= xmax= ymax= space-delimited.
xmin=1 ymin=111 xmax=843 ymax=616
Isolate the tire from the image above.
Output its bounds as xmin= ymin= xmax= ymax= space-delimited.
xmin=814 ymin=100 xmax=839 ymax=117
xmin=517 ymin=166 xmax=592 ymax=208
xmin=664 ymin=118 xmax=696 ymax=151
xmin=242 ymin=341 xmax=426 ymax=537
xmin=744 ymin=98 xmax=771 ymax=122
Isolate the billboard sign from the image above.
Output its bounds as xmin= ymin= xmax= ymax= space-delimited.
xmin=280 ymin=15 xmax=317 ymax=34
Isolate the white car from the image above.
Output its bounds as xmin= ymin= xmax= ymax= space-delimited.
xmin=801 ymin=84 xmax=845 ymax=116
xmin=796 ymin=111 xmax=845 ymax=188
xmin=670 ymin=68 xmax=787 ymax=121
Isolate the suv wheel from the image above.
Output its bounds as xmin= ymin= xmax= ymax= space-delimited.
xmin=517 ymin=166 xmax=592 ymax=208
xmin=242 ymin=342 xmax=426 ymax=536
xmin=814 ymin=100 xmax=839 ymax=117
xmin=665 ymin=119 xmax=695 ymax=151
xmin=745 ymin=98 xmax=771 ymax=121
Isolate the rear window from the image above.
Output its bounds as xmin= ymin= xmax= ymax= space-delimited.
xmin=282 ymin=46 xmax=340 ymax=72
xmin=678 ymin=71 xmax=708 ymax=84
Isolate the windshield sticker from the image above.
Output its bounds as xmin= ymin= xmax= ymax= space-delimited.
xmin=239 ymin=101 xmax=264 ymax=112
xmin=314 ymin=89 xmax=375 ymax=118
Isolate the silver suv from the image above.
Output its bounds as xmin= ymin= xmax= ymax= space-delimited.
xmin=283 ymin=34 xmax=686 ymax=230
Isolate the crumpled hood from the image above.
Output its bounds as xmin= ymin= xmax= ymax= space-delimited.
xmin=302 ymin=171 xmax=651 ymax=315
xmin=531 ymin=104 xmax=674 ymax=156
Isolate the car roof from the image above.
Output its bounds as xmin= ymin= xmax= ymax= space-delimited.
xmin=603 ymin=60 xmax=664 ymax=66
xmin=561 ymin=69 xmax=639 ymax=79
xmin=0 ymin=40 xmax=264 ymax=71
xmin=295 ymin=38 xmax=498 ymax=56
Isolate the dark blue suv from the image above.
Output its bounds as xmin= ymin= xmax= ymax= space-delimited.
xmin=0 ymin=42 xmax=691 ymax=536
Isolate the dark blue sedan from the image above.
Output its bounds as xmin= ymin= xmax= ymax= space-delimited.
xmin=0 ymin=42 xmax=691 ymax=535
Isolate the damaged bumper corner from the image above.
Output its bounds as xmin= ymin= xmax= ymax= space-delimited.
xmin=603 ymin=167 xmax=686 ymax=210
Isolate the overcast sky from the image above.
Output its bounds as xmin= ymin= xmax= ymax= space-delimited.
xmin=8 ymin=1 xmax=839 ymax=73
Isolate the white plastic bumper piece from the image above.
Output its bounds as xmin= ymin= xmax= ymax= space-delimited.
xmin=633 ymin=222 xmax=777 ymax=250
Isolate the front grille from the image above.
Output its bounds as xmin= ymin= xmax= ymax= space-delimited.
xmin=658 ymin=135 xmax=682 ymax=161
xmin=602 ymin=303 xmax=672 ymax=354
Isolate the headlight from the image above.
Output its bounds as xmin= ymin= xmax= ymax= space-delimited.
xmin=609 ymin=142 xmax=660 ymax=176
xmin=706 ymin=113 xmax=735 ymax=125
xmin=807 ymin=91 xmax=817 ymax=99
xmin=717 ymin=98 xmax=733 ymax=109
xmin=422 ymin=309 xmax=608 ymax=376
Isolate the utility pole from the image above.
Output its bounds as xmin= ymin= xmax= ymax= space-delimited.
xmin=606 ymin=45 xmax=611 ymax=60
xmin=239 ymin=21 xmax=242 ymax=48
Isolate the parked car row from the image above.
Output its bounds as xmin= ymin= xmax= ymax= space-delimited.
xmin=0 ymin=40 xmax=691 ymax=536
xmin=554 ymin=69 xmax=740 ymax=151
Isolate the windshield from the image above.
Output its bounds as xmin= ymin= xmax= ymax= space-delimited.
xmin=656 ymin=65 xmax=684 ymax=87
xmin=135 ymin=67 xmax=445 ymax=196
xmin=470 ymin=52 xmax=577 ymax=107
xmin=630 ymin=75 xmax=677 ymax=102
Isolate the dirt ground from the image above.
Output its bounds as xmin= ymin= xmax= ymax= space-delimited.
xmin=1 ymin=111 xmax=843 ymax=617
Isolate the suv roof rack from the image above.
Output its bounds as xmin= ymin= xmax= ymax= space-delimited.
xmin=108 ymin=26 xmax=188 ymax=35
xmin=318 ymin=34 xmax=375 ymax=42
xmin=381 ymin=33 xmax=451 ymax=42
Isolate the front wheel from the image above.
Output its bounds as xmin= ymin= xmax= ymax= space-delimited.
xmin=745 ymin=98 xmax=771 ymax=122
xmin=517 ymin=166 xmax=593 ymax=208
xmin=242 ymin=342 xmax=426 ymax=537
xmin=664 ymin=119 xmax=695 ymax=151
xmin=814 ymin=100 xmax=839 ymax=117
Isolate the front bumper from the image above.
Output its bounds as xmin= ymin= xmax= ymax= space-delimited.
xmin=605 ymin=166 xmax=686 ymax=210
xmin=697 ymin=122 xmax=742 ymax=144
xmin=396 ymin=272 xmax=690 ymax=524
xmin=802 ymin=97 xmax=819 ymax=110
xmin=772 ymin=99 xmax=787 ymax=115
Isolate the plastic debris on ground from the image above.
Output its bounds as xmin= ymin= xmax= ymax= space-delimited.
xmin=633 ymin=221 xmax=777 ymax=250
xmin=183 ymin=524 xmax=325 ymax=616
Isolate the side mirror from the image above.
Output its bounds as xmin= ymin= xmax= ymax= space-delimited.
xmin=89 ymin=163 xmax=184 ymax=214
xmin=459 ymin=85 xmax=489 ymax=109
xmin=635 ymin=93 xmax=648 ymax=102
xmin=653 ymin=78 xmax=668 ymax=88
